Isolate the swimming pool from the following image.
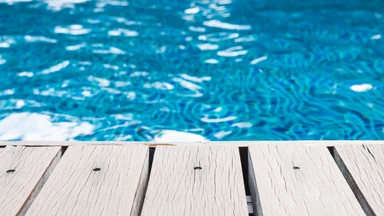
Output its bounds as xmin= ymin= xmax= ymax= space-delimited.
xmin=0 ymin=0 xmax=383 ymax=141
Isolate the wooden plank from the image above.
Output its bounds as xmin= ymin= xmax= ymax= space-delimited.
xmin=26 ymin=145 xmax=149 ymax=216
xmin=334 ymin=144 xmax=384 ymax=215
xmin=0 ymin=140 xmax=383 ymax=147
xmin=248 ymin=145 xmax=365 ymax=216
xmin=141 ymin=146 xmax=248 ymax=216
xmin=0 ymin=146 xmax=61 ymax=216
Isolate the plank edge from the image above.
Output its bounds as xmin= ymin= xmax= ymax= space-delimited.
xmin=130 ymin=148 xmax=150 ymax=216
xmin=18 ymin=147 xmax=63 ymax=216
xmin=248 ymin=149 xmax=263 ymax=216
xmin=334 ymin=146 xmax=374 ymax=216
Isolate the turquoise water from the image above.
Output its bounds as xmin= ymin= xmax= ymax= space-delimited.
xmin=0 ymin=0 xmax=384 ymax=141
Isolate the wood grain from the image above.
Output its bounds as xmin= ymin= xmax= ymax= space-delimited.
xmin=26 ymin=145 xmax=149 ymax=216
xmin=334 ymin=144 xmax=384 ymax=215
xmin=0 ymin=146 xmax=61 ymax=216
xmin=141 ymin=146 xmax=248 ymax=216
xmin=248 ymin=144 xmax=365 ymax=216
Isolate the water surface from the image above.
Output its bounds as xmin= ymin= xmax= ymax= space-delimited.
xmin=0 ymin=0 xmax=384 ymax=141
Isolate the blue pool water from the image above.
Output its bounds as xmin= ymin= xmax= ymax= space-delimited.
xmin=0 ymin=0 xmax=384 ymax=141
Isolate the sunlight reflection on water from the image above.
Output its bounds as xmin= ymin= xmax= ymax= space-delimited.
xmin=0 ymin=0 xmax=383 ymax=141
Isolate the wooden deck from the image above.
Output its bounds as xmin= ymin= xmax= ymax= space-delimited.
xmin=0 ymin=141 xmax=383 ymax=216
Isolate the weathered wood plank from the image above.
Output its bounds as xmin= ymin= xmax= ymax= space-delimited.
xmin=334 ymin=144 xmax=384 ymax=215
xmin=248 ymin=145 xmax=365 ymax=216
xmin=0 ymin=146 xmax=61 ymax=216
xmin=141 ymin=146 xmax=248 ymax=216
xmin=26 ymin=145 xmax=148 ymax=216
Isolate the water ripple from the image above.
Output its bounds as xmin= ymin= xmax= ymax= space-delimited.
xmin=0 ymin=0 xmax=383 ymax=141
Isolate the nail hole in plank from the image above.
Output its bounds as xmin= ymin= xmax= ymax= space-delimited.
xmin=6 ymin=169 xmax=16 ymax=174
xmin=93 ymin=168 xmax=101 ymax=172
xmin=330 ymin=147 xmax=375 ymax=216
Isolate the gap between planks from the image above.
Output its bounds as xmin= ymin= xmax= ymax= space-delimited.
xmin=0 ymin=146 xmax=62 ymax=216
xmin=0 ymin=144 xmax=380 ymax=216
xmin=141 ymin=146 xmax=249 ymax=216
xmin=26 ymin=145 xmax=149 ymax=216
xmin=334 ymin=144 xmax=384 ymax=216
xmin=21 ymin=145 xmax=251 ymax=215
xmin=248 ymin=145 xmax=366 ymax=216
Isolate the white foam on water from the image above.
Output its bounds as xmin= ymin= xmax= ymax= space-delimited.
xmin=203 ymin=20 xmax=251 ymax=30
xmin=93 ymin=46 xmax=126 ymax=55
xmin=144 ymin=82 xmax=174 ymax=90
xmin=0 ymin=0 xmax=31 ymax=3
xmin=18 ymin=72 xmax=34 ymax=77
xmin=198 ymin=33 xmax=239 ymax=42
xmin=204 ymin=59 xmax=219 ymax=64
xmin=55 ymin=25 xmax=91 ymax=35
xmin=201 ymin=115 xmax=237 ymax=123
xmin=189 ymin=26 xmax=205 ymax=32
xmin=180 ymin=74 xmax=211 ymax=83
xmin=250 ymin=56 xmax=268 ymax=65
xmin=88 ymin=76 xmax=111 ymax=87
xmin=24 ymin=35 xmax=57 ymax=43
xmin=81 ymin=90 xmax=92 ymax=97
xmin=173 ymin=78 xmax=201 ymax=91
xmin=232 ymin=122 xmax=253 ymax=128
xmin=44 ymin=0 xmax=89 ymax=11
xmin=154 ymin=130 xmax=208 ymax=142
xmin=371 ymin=34 xmax=382 ymax=40
xmin=0 ymin=113 xmax=94 ymax=141
xmin=184 ymin=7 xmax=200 ymax=14
xmin=350 ymin=84 xmax=373 ymax=92
xmin=41 ymin=61 xmax=70 ymax=74
xmin=197 ymin=43 xmax=219 ymax=50
xmin=214 ymin=131 xmax=231 ymax=139
xmin=0 ymin=42 xmax=10 ymax=48
xmin=217 ymin=46 xmax=247 ymax=57
xmin=66 ymin=43 xmax=86 ymax=51
xmin=108 ymin=29 xmax=139 ymax=37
